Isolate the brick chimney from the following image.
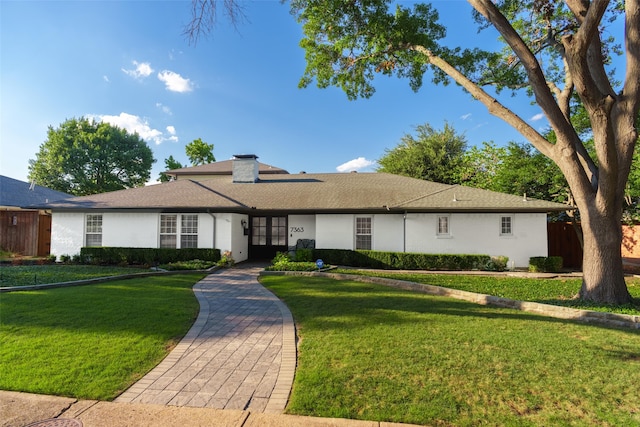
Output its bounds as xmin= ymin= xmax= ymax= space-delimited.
xmin=232 ymin=154 xmax=259 ymax=183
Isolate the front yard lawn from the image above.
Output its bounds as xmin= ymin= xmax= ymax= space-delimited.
xmin=0 ymin=273 xmax=204 ymax=400
xmin=0 ymin=265 xmax=150 ymax=287
xmin=333 ymin=269 xmax=640 ymax=315
xmin=260 ymin=274 xmax=640 ymax=426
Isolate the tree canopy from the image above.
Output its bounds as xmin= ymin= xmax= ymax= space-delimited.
xmin=28 ymin=117 xmax=155 ymax=196
xmin=185 ymin=138 xmax=215 ymax=166
xmin=158 ymin=155 xmax=185 ymax=182
xmin=158 ymin=138 xmax=216 ymax=182
xmin=377 ymin=122 xmax=466 ymax=185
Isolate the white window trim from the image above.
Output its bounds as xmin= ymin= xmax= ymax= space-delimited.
xmin=85 ymin=214 xmax=103 ymax=247
xmin=500 ymin=215 xmax=514 ymax=237
xmin=180 ymin=214 xmax=199 ymax=248
xmin=355 ymin=216 xmax=373 ymax=250
xmin=159 ymin=213 xmax=199 ymax=249
xmin=436 ymin=214 xmax=452 ymax=238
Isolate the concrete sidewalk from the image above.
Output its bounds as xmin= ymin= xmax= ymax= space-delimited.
xmin=0 ymin=390 xmax=423 ymax=426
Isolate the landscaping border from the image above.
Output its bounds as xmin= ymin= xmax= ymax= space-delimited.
xmin=0 ymin=267 xmax=220 ymax=293
xmin=260 ymin=270 xmax=640 ymax=330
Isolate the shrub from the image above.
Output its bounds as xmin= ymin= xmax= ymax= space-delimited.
xmin=159 ymin=259 xmax=216 ymax=271
xmin=529 ymin=256 xmax=563 ymax=273
xmin=59 ymin=254 xmax=71 ymax=263
xmin=296 ymin=248 xmax=314 ymax=262
xmin=79 ymin=247 xmax=221 ymax=266
xmin=217 ymin=251 xmax=235 ymax=267
xmin=485 ymin=256 xmax=509 ymax=272
xmin=312 ymin=249 xmax=496 ymax=271
xmin=265 ymin=262 xmax=320 ymax=272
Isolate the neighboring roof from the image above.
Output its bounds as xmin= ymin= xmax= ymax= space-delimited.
xmin=166 ymin=159 xmax=289 ymax=177
xmin=0 ymin=175 xmax=73 ymax=208
xmin=37 ymin=172 xmax=569 ymax=213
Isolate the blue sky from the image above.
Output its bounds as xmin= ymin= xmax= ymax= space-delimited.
xmin=1 ymin=1 xmax=555 ymax=184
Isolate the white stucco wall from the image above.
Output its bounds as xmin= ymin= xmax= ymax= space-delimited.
xmin=315 ymin=212 xmax=547 ymax=268
xmin=404 ymin=212 xmax=548 ymax=267
xmin=316 ymin=214 xmax=355 ymax=249
xmin=50 ymin=212 xmax=85 ymax=257
xmin=51 ymin=211 xmax=219 ymax=257
xmin=228 ymin=213 xmax=249 ymax=262
xmin=101 ymin=212 xmax=160 ymax=248
xmin=373 ymin=214 xmax=404 ymax=252
xmin=287 ymin=215 xmax=316 ymax=247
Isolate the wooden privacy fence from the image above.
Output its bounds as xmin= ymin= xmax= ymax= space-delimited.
xmin=548 ymin=222 xmax=640 ymax=269
xmin=0 ymin=210 xmax=52 ymax=256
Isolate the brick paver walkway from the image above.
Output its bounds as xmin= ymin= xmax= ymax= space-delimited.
xmin=115 ymin=264 xmax=296 ymax=413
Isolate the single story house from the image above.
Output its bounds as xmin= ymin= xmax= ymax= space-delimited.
xmin=1 ymin=175 xmax=73 ymax=256
xmin=36 ymin=155 xmax=569 ymax=267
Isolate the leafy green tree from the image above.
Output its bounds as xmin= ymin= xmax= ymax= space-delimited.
xmin=185 ymin=138 xmax=215 ymax=166
xmin=377 ymin=122 xmax=466 ymax=184
xmin=460 ymin=141 xmax=568 ymax=205
xmin=158 ymin=155 xmax=185 ymax=182
xmin=186 ymin=1 xmax=640 ymax=305
xmin=28 ymin=117 xmax=155 ymax=196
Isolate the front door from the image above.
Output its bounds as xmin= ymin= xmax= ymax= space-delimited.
xmin=249 ymin=216 xmax=288 ymax=260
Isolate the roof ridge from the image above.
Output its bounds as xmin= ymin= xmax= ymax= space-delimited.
xmin=393 ymin=183 xmax=457 ymax=208
xmin=188 ymin=179 xmax=248 ymax=208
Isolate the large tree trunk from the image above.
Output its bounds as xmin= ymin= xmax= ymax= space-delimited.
xmin=578 ymin=201 xmax=633 ymax=305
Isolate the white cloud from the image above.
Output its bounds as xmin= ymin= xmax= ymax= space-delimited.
xmin=158 ymin=70 xmax=193 ymax=93
xmin=156 ymin=102 xmax=173 ymax=115
xmin=103 ymin=75 xmax=110 ymax=83
xmin=460 ymin=113 xmax=472 ymax=120
xmin=92 ymin=112 xmax=174 ymax=145
xmin=122 ymin=61 xmax=154 ymax=79
xmin=531 ymin=113 xmax=545 ymax=121
xmin=336 ymin=157 xmax=376 ymax=173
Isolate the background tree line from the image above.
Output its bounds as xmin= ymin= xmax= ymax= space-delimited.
xmin=378 ymin=120 xmax=640 ymax=222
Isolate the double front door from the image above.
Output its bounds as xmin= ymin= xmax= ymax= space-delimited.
xmin=248 ymin=216 xmax=288 ymax=260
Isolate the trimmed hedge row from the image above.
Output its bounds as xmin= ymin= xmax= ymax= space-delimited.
xmin=80 ymin=247 xmax=221 ymax=265
xmin=311 ymin=249 xmax=503 ymax=271
xmin=529 ymin=256 xmax=563 ymax=273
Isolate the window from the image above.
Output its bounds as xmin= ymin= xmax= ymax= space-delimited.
xmin=355 ymin=217 xmax=372 ymax=250
xmin=437 ymin=215 xmax=450 ymax=236
xmin=252 ymin=217 xmax=267 ymax=245
xmin=500 ymin=216 xmax=513 ymax=236
xmin=85 ymin=214 xmax=102 ymax=247
xmin=160 ymin=214 xmax=177 ymax=248
xmin=271 ymin=217 xmax=287 ymax=246
xmin=181 ymin=214 xmax=198 ymax=248
xmin=251 ymin=216 xmax=287 ymax=247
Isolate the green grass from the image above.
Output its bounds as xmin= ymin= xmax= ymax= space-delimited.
xmin=333 ymin=269 xmax=640 ymax=315
xmin=0 ymin=273 xmax=204 ymax=400
xmin=260 ymin=274 xmax=640 ymax=426
xmin=0 ymin=265 xmax=150 ymax=287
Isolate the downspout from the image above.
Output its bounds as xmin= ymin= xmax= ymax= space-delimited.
xmin=403 ymin=211 xmax=407 ymax=253
xmin=206 ymin=209 xmax=217 ymax=250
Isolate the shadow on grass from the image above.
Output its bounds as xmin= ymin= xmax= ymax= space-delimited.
xmin=261 ymin=275 xmax=640 ymax=335
xmin=0 ymin=275 xmax=202 ymax=339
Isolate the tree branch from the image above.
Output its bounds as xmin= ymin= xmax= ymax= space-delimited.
xmin=468 ymin=0 xmax=582 ymax=153
xmin=412 ymin=45 xmax=553 ymax=157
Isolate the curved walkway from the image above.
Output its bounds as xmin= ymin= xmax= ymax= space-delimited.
xmin=115 ymin=263 xmax=296 ymax=413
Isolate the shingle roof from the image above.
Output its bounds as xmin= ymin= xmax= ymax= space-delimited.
xmin=0 ymin=175 xmax=73 ymax=208
xmin=37 ymin=172 xmax=569 ymax=213
xmin=166 ymin=160 xmax=289 ymax=177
